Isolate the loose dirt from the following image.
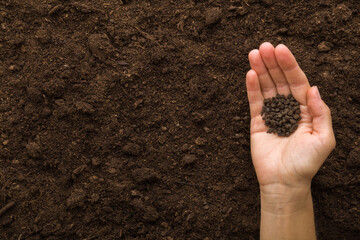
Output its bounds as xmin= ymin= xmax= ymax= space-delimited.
xmin=0 ymin=0 xmax=359 ymax=239
xmin=262 ymin=94 xmax=300 ymax=137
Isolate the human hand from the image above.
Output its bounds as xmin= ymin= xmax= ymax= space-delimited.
xmin=246 ymin=43 xmax=335 ymax=207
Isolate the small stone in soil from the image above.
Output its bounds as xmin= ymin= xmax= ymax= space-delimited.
xmin=192 ymin=112 xmax=205 ymax=123
xmin=318 ymin=41 xmax=332 ymax=52
xmin=131 ymin=167 xmax=159 ymax=184
xmin=182 ymin=154 xmax=196 ymax=166
xmin=158 ymin=136 xmax=166 ymax=145
xmin=75 ymin=101 xmax=95 ymax=114
xmin=40 ymin=107 xmax=52 ymax=118
xmin=233 ymin=116 xmax=241 ymax=121
xmin=35 ymin=29 xmax=51 ymax=44
xmin=91 ymin=157 xmax=101 ymax=167
xmin=66 ymin=189 xmax=86 ymax=209
xmin=123 ymin=143 xmax=141 ymax=156
xmin=88 ymin=33 xmax=114 ymax=62
xmin=90 ymin=194 xmax=100 ymax=203
xmin=72 ymin=164 xmax=86 ymax=180
xmin=180 ymin=143 xmax=190 ymax=152
xmin=194 ymin=137 xmax=207 ymax=146
xmin=203 ymin=127 xmax=210 ymax=133
xmin=26 ymin=142 xmax=42 ymax=159
xmin=43 ymin=79 xmax=66 ymax=98
xmin=205 ymin=7 xmax=222 ymax=26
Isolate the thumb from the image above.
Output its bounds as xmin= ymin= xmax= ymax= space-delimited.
xmin=307 ymin=86 xmax=335 ymax=143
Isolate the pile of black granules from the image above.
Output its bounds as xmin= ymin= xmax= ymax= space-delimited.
xmin=261 ymin=94 xmax=301 ymax=137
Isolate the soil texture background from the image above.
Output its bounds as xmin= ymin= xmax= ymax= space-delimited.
xmin=0 ymin=0 xmax=359 ymax=239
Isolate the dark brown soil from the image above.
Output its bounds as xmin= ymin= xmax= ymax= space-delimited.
xmin=262 ymin=94 xmax=300 ymax=136
xmin=0 ymin=0 xmax=359 ymax=239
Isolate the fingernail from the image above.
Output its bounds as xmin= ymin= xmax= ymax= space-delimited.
xmin=315 ymin=86 xmax=321 ymax=99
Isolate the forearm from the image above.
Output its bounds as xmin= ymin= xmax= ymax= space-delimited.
xmin=260 ymin=184 xmax=316 ymax=240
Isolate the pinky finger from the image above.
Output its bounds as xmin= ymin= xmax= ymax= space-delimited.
xmin=246 ymin=70 xmax=264 ymax=119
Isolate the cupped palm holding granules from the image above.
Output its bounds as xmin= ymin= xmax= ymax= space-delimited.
xmin=261 ymin=94 xmax=301 ymax=137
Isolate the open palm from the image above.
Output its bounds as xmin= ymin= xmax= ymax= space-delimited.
xmin=246 ymin=43 xmax=336 ymax=189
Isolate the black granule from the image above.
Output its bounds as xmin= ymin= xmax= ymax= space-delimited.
xmin=261 ymin=94 xmax=301 ymax=137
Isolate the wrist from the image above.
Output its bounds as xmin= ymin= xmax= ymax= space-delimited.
xmin=260 ymin=183 xmax=312 ymax=215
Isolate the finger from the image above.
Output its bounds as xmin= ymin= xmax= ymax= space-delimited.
xmin=248 ymin=49 xmax=277 ymax=99
xmin=274 ymin=44 xmax=310 ymax=105
xmin=246 ymin=69 xmax=264 ymax=119
xmin=307 ymin=86 xmax=336 ymax=148
xmin=259 ymin=42 xmax=291 ymax=96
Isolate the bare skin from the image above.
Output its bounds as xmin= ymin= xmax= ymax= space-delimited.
xmin=246 ymin=42 xmax=336 ymax=240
